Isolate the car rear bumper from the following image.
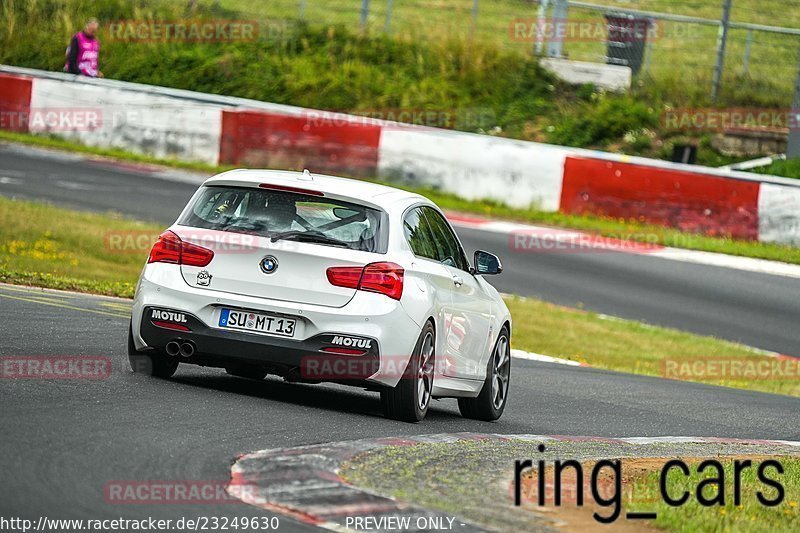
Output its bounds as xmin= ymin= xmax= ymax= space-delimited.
xmin=139 ymin=306 xmax=383 ymax=383
xmin=131 ymin=265 xmax=421 ymax=387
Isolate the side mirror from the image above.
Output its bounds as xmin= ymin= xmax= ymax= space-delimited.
xmin=473 ymin=250 xmax=503 ymax=275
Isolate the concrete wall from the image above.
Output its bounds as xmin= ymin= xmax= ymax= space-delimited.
xmin=29 ymin=78 xmax=225 ymax=165
xmin=221 ymin=109 xmax=382 ymax=177
xmin=377 ymin=127 xmax=567 ymax=211
xmin=1 ymin=65 xmax=799 ymax=246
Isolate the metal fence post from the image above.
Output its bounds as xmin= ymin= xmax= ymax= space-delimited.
xmin=743 ymin=29 xmax=753 ymax=76
xmin=360 ymin=0 xmax=371 ymax=31
xmin=711 ymin=0 xmax=733 ymax=102
xmin=535 ymin=0 xmax=550 ymax=55
xmin=298 ymin=0 xmax=306 ymax=20
xmin=471 ymin=0 xmax=480 ymax=36
xmin=548 ymin=0 xmax=568 ymax=58
xmin=644 ymin=37 xmax=654 ymax=75
xmin=787 ymin=51 xmax=800 ymax=158
xmin=385 ymin=0 xmax=394 ymax=34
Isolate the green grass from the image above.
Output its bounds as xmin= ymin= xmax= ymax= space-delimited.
xmin=753 ymin=158 xmax=800 ymax=179
xmin=0 ymin=131 xmax=229 ymax=175
xmin=220 ymin=0 xmax=800 ymax=107
xmin=340 ymin=439 xmax=800 ymax=532
xmin=0 ymin=0 xmax=559 ymax=140
xmin=506 ymin=296 xmax=800 ymax=397
xmin=4 ymin=130 xmax=800 ymax=264
xmin=629 ymin=457 xmax=800 ymax=532
xmin=2 ymin=194 xmax=798 ymax=396
xmin=0 ymin=196 xmax=161 ymax=298
xmin=2 ymin=0 xmax=798 ymax=158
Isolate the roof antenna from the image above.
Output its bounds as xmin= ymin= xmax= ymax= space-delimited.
xmin=299 ymin=169 xmax=313 ymax=181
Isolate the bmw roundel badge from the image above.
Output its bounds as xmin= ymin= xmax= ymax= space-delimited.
xmin=260 ymin=255 xmax=279 ymax=274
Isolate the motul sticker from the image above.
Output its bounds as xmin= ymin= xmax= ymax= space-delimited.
xmin=331 ymin=336 xmax=373 ymax=349
xmin=151 ymin=309 xmax=188 ymax=323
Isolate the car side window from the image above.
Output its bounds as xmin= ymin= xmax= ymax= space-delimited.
xmin=421 ymin=207 xmax=470 ymax=272
xmin=403 ymin=207 xmax=438 ymax=260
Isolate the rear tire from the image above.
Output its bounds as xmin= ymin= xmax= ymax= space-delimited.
xmin=225 ymin=365 xmax=268 ymax=380
xmin=128 ymin=324 xmax=179 ymax=378
xmin=381 ymin=321 xmax=436 ymax=423
xmin=458 ymin=327 xmax=510 ymax=421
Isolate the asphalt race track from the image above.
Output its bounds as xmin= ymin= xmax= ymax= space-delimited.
xmin=2 ymin=284 xmax=800 ymax=528
xmin=2 ymin=143 xmax=800 ymax=527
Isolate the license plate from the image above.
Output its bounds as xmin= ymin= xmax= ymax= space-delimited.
xmin=218 ymin=308 xmax=296 ymax=337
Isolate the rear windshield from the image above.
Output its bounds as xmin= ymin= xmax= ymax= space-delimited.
xmin=178 ymin=186 xmax=389 ymax=253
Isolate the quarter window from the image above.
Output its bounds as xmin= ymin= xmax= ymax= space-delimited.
xmin=421 ymin=207 xmax=470 ymax=271
xmin=403 ymin=207 xmax=438 ymax=260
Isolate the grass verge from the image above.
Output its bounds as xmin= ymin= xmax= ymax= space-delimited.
xmin=0 ymin=131 xmax=229 ymax=175
xmin=629 ymin=457 xmax=800 ymax=532
xmin=506 ymin=296 xmax=800 ymax=397
xmin=340 ymin=439 xmax=800 ymax=532
xmin=3 ymin=131 xmax=799 ymax=265
xmin=0 ymin=196 xmax=161 ymax=298
xmin=1 ymin=195 xmax=797 ymax=397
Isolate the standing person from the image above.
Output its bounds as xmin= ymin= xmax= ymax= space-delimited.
xmin=65 ymin=18 xmax=103 ymax=78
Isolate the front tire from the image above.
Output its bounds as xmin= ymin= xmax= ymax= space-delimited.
xmin=381 ymin=321 xmax=436 ymax=422
xmin=128 ymin=324 xmax=179 ymax=378
xmin=458 ymin=327 xmax=510 ymax=421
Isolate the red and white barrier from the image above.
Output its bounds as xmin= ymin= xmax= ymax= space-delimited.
xmin=1 ymin=66 xmax=799 ymax=247
xmin=220 ymin=109 xmax=381 ymax=177
xmin=560 ymin=155 xmax=761 ymax=240
xmin=0 ymin=73 xmax=32 ymax=132
xmin=29 ymin=77 xmax=225 ymax=165
xmin=377 ymin=127 xmax=567 ymax=211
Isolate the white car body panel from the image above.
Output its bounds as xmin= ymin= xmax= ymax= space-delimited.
xmin=131 ymin=169 xmax=512 ymax=397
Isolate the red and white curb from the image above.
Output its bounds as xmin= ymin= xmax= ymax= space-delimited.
xmin=226 ymin=433 xmax=800 ymax=531
xmin=446 ymin=213 xmax=800 ymax=280
xmin=505 ymin=434 xmax=800 ymax=447
xmin=227 ymin=434 xmax=493 ymax=532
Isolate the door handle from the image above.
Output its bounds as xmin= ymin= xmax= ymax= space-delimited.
xmin=452 ymin=275 xmax=464 ymax=287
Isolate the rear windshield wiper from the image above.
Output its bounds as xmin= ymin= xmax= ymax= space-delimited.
xmin=270 ymin=230 xmax=350 ymax=248
xmin=219 ymin=219 xmax=267 ymax=233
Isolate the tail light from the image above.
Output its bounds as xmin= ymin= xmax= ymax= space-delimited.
xmin=151 ymin=320 xmax=191 ymax=332
xmin=324 ymin=266 xmax=363 ymax=290
xmin=147 ymin=230 xmax=214 ymax=267
xmin=326 ymin=262 xmax=404 ymax=300
xmin=259 ymin=183 xmax=324 ymax=197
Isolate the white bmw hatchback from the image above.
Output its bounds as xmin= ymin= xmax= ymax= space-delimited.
xmin=129 ymin=169 xmax=512 ymax=422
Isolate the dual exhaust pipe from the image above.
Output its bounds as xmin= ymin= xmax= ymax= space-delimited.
xmin=166 ymin=339 xmax=195 ymax=358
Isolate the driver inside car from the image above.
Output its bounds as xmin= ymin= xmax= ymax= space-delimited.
xmin=262 ymin=195 xmax=298 ymax=233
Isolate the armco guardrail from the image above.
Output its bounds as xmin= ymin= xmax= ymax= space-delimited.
xmin=1 ymin=65 xmax=799 ymax=246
